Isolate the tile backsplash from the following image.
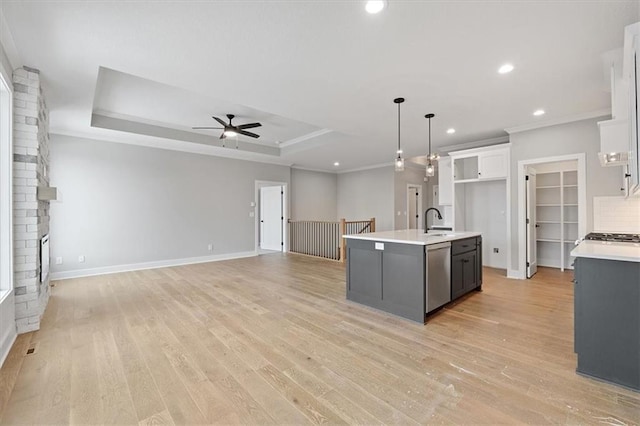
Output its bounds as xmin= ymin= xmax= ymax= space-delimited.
xmin=593 ymin=196 xmax=640 ymax=233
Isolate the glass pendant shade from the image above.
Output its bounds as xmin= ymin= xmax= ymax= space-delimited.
xmin=425 ymin=113 xmax=437 ymax=177
xmin=426 ymin=162 xmax=435 ymax=177
xmin=393 ymin=97 xmax=405 ymax=172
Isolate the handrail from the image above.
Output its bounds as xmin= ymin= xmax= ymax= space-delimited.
xmin=288 ymin=217 xmax=375 ymax=262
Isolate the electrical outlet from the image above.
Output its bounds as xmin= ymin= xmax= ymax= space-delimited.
xmin=493 ymin=248 xmax=499 ymax=253
xmin=55 ymin=257 xmax=63 ymax=265
xmin=249 ymin=211 xmax=255 ymax=217
xmin=78 ymin=255 xmax=85 ymax=263
xmin=208 ymin=244 xmax=213 ymax=251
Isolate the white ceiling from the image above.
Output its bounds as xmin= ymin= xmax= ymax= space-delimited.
xmin=1 ymin=1 xmax=638 ymax=171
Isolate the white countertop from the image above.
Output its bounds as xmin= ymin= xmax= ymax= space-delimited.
xmin=571 ymin=240 xmax=640 ymax=263
xmin=343 ymin=229 xmax=481 ymax=246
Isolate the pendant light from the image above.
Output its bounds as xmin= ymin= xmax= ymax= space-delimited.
xmin=425 ymin=113 xmax=436 ymax=177
xmin=394 ymin=97 xmax=405 ymax=172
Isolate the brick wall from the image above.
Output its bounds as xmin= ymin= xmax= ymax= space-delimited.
xmin=12 ymin=66 xmax=50 ymax=333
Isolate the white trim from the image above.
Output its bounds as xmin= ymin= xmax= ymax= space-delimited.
xmin=50 ymin=251 xmax=258 ymax=281
xmin=291 ymin=165 xmax=338 ymax=174
xmin=516 ymin=153 xmax=586 ymax=279
xmin=505 ymin=109 xmax=610 ymax=135
xmin=278 ymin=129 xmax=333 ymax=148
xmin=440 ymin=136 xmax=510 ymax=155
xmin=338 ymin=162 xmax=392 ymax=174
xmin=507 ymin=269 xmax=525 ymax=279
xmin=255 ymin=180 xmax=288 ymax=253
xmin=406 ymin=183 xmax=423 ymax=229
xmin=0 ymin=323 xmax=16 ymax=369
xmin=448 ymin=142 xmax=511 ymax=158
xmin=0 ymin=65 xmax=13 ymax=296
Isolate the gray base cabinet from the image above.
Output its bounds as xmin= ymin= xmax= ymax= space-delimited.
xmin=574 ymin=257 xmax=640 ymax=391
xmin=346 ymin=236 xmax=483 ymax=323
xmin=346 ymin=239 xmax=425 ymax=322
xmin=451 ymin=237 xmax=482 ymax=300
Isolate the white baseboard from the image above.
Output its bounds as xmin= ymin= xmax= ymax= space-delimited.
xmin=50 ymin=251 xmax=258 ymax=281
xmin=507 ymin=268 xmax=525 ymax=280
xmin=0 ymin=323 xmax=16 ymax=369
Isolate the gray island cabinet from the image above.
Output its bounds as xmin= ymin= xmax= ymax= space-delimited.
xmin=344 ymin=230 xmax=482 ymax=323
xmin=571 ymin=241 xmax=640 ymax=391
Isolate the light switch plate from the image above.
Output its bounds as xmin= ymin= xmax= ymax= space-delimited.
xmin=375 ymin=242 xmax=384 ymax=250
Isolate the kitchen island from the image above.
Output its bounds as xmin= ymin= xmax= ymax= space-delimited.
xmin=344 ymin=229 xmax=482 ymax=323
xmin=571 ymin=240 xmax=640 ymax=391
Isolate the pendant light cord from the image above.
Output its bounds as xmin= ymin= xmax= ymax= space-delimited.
xmin=397 ymin=102 xmax=401 ymax=154
xmin=428 ymin=116 xmax=431 ymax=158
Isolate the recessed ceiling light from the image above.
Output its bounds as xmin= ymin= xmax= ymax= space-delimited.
xmin=498 ymin=63 xmax=514 ymax=74
xmin=334 ymin=162 xmax=340 ymax=167
xmin=365 ymin=0 xmax=386 ymax=14
xmin=446 ymin=128 xmax=456 ymax=134
xmin=533 ymin=109 xmax=545 ymax=116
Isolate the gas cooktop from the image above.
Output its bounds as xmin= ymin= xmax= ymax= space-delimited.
xmin=585 ymin=232 xmax=640 ymax=243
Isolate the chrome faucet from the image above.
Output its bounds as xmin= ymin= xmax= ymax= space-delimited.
xmin=424 ymin=207 xmax=443 ymax=232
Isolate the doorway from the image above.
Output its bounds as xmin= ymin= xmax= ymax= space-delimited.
xmin=518 ymin=154 xmax=586 ymax=278
xmin=406 ymin=184 xmax=422 ymax=229
xmin=525 ymin=167 xmax=537 ymax=278
xmin=255 ymin=181 xmax=287 ymax=254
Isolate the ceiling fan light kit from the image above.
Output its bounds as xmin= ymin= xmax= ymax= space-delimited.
xmin=192 ymin=114 xmax=262 ymax=141
xmin=394 ymin=97 xmax=405 ymax=172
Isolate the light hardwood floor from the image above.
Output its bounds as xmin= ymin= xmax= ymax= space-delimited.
xmin=1 ymin=254 xmax=638 ymax=425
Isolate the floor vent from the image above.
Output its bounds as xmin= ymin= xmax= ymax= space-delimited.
xmin=26 ymin=343 xmax=38 ymax=355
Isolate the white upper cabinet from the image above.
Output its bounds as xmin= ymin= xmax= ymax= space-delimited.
xmin=478 ymin=149 xmax=509 ymax=180
xmin=624 ymin=22 xmax=640 ymax=194
xmin=451 ymin=145 xmax=510 ymax=183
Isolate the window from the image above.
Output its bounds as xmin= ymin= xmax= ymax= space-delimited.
xmin=0 ymin=69 xmax=12 ymax=301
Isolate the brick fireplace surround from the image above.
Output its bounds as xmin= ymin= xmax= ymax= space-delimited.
xmin=12 ymin=65 xmax=51 ymax=333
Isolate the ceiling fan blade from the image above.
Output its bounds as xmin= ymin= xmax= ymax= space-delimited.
xmin=236 ymin=122 xmax=262 ymax=130
xmin=192 ymin=126 xmax=224 ymax=130
xmin=212 ymin=116 xmax=227 ymax=127
xmin=219 ymin=132 xmax=226 ymax=140
xmin=237 ymin=130 xmax=260 ymax=138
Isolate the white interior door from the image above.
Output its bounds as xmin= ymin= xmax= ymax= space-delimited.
xmin=407 ymin=185 xmax=422 ymax=229
xmin=260 ymin=186 xmax=283 ymax=251
xmin=526 ymin=170 xmax=538 ymax=278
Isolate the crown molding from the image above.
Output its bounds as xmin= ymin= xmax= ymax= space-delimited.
xmin=504 ymin=109 xmax=610 ymax=134
xmin=337 ymin=162 xmax=393 ymax=174
xmin=290 ymin=165 xmax=338 ymax=174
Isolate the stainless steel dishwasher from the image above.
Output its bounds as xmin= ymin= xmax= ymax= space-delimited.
xmin=426 ymin=242 xmax=451 ymax=313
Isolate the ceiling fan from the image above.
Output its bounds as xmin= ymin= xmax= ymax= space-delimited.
xmin=192 ymin=114 xmax=262 ymax=139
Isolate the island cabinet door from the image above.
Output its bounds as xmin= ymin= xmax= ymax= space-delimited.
xmin=451 ymin=251 xmax=477 ymax=299
xmin=381 ymin=243 xmax=426 ymax=322
xmin=347 ymin=239 xmax=383 ymax=308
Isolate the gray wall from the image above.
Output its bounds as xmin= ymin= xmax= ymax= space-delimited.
xmin=337 ymin=166 xmax=394 ymax=231
xmin=463 ymin=180 xmax=508 ymax=269
xmin=509 ymin=118 xmax=623 ymax=272
xmin=290 ymin=168 xmax=337 ymax=221
xmin=49 ymin=135 xmax=290 ymax=274
xmin=424 ymin=169 xmax=447 ymax=228
xmin=393 ymin=165 xmax=427 ymax=230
